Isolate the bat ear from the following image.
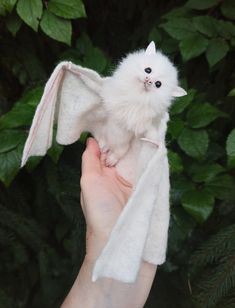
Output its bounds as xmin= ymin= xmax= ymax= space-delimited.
xmin=145 ymin=41 xmax=156 ymax=55
xmin=172 ymin=86 xmax=187 ymax=97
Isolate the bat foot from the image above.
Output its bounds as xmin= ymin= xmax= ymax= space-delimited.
xmin=103 ymin=151 xmax=118 ymax=167
xmin=98 ymin=140 xmax=119 ymax=167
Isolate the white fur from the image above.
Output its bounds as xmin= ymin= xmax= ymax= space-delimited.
xmin=21 ymin=42 xmax=186 ymax=283
xmin=99 ymin=44 xmax=185 ymax=165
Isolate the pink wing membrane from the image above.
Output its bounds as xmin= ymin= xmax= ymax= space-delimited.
xmin=21 ymin=62 xmax=103 ymax=167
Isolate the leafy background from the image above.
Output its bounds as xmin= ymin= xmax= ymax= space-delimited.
xmin=0 ymin=0 xmax=235 ymax=307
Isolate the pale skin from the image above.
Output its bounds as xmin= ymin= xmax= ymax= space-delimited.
xmin=61 ymin=138 xmax=157 ymax=308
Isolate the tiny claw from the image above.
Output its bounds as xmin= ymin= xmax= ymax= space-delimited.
xmin=105 ymin=152 xmax=118 ymax=167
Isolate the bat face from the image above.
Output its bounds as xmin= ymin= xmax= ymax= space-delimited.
xmin=109 ymin=42 xmax=186 ymax=116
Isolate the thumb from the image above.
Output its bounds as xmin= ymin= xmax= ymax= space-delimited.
xmin=82 ymin=138 xmax=101 ymax=175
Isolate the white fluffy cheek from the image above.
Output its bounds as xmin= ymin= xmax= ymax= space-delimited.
xmin=150 ymin=89 xmax=173 ymax=112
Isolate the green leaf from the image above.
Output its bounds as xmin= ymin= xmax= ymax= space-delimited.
xmin=25 ymin=156 xmax=43 ymax=171
xmin=193 ymin=16 xmax=217 ymax=37
xmin=160 ymin=18 xmax=196 ymax=40
xmin=178 ymin=128 xmax=209 ymax=158
xmin=215 ymin=20 xmax=235 ymax=39
xmin=206 ymin=142 xmax=225 ymax=162
xmin=181 ymin=189 xmax=214 ymax=223
xmin=48 ymin=133 xmax=64 ymax=163
xmin=172 ymin=206 xmax=196 ymax=238
xmin=59 ymin=49 xmax=83 ymax=64
xmin=168 ymin=207 xmax=196 ymax=255
xmin=83 ymin=47 xmax=108 ymax=73
xmin=0 ymin=0 xmax=17 ymax=13
xmin=18 ymin=87 xmax=43 ymax=106
xmin=9 ymin=0 xmax=18 ymax=11
xmin=168 ymin=118 xmax=184 ymax=139
xmin=186 ymin=102 xmax=227 ymax=128
xmin=228 ymin=156 xmax=235 ymax=169
xmin=163 ymin=7 xmax=193 ymax=20
xmin=148 ymin=28 xmax=162 ymax=44
xmin=0 ymin=104 xmax=36 ymax=129
xmin=160 ymin=38 xmax=179 ymax=55
xmin=228 ymin=88 xmax=235 ymax=96
xmin=6 ymin=12 xmax=22 ymax=36
xmin=48 ymin=144 xmax=63 ymax=163
xmin=206 ymin=38 xmax=229 ymax=67
xmin=171 ymin=176 xmax=195 ymax=204
xmin=180 ymin=34 xmax=208 ymax=61
xmin=40 ymin=11 xmax=72 ymax=45
xmin=170 ymin=88 xmax=196 ymax=115
xmin=186 ymin=0 xmax=219 ymax=10
xmin=16 ymin=0 xmax=43 ymax=31
xmin=0 ymin=4 xmax=6 ymax=16
xmin=0 ymin=87 xmax=43 ymax=129
xmin=0 ymin=130 xmax=25 ymax=153
xmin=0 ymin=144 xmax=23 ymax=186
xmin=221 ymin=0 xmax=235 ymax=20
xmin=48 ymin=0 xmax=86 ymax=19
xmin=168 ymin=151 xmax=184 ymax=174
xmin=76 ymin=32 xmax=93 ymax=52
xmin=226 ymin=129 xmax=235 ymax=157
xmin=206 ymin=175 xmax=235 ymax=201
xmin=79 ymin=132 xmax=89 ymax=144
xmin=190 ymin=163 xmax=225 ymax=183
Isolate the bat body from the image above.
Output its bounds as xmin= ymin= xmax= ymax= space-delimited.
xmin=21 ymin=42 xmax=186 ymax=283
xmin=22 ymin=41 xmax=185 ymax=169
xmin=91 ymin=41 xmax=186 ymax=166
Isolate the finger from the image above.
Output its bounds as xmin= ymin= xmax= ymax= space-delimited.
xmin=82 ymin=137 xmax=102 ymax=174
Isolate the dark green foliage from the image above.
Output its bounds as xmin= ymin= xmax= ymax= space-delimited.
xmin=0 ymin=0 xmax=234 ymax=306
xmin=0 ymin=146 xmax=86 ymax=307
xmin=190 ymin=224 xmax=235 ymax=307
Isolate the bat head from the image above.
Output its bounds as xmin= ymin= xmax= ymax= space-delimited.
xmin=112 ymin=41 xmax=187 ymax=116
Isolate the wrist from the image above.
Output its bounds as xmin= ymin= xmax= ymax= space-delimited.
xmin=85 ymin=232 xmax=109 ymax=262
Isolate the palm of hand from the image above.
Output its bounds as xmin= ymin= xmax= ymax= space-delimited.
xmin=80 ymin=138 xmax=132 ymax=244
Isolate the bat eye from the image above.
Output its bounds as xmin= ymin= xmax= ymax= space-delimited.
xmin=155 ymin=81 xmax=162 ymax=88
xmin=145 ymin=67 xmax=152 ymax=74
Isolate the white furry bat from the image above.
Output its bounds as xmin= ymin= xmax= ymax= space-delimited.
xmin=21 ymin=41 xmax=186 ymax=283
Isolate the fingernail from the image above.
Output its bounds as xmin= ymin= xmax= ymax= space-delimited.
xmin=86 ymin=137 xmax=91 ymax=146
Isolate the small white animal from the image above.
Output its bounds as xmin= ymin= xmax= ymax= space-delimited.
xmin=21 ymin=41 xmax=186 ymax=168
xmin=98 ymin=41 xmax=186 ymax=166
xmin=21 ymin=41 xmax=187 ymax=283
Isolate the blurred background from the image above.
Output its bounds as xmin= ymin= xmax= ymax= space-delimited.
xmin=0 ymin=0 xmax=235 ymax=307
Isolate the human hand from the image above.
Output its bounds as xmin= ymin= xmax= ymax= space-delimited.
xmin=80 ymin=138 xmax=132 ymax=260
xmin=62 ymin=138 xmax=156 ymax=308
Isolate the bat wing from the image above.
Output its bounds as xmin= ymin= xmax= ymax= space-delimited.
xmin=92 ymin=143 xmax=167 ymax=283
xmin=21 ymin=61 xmax=104 ymax=167
xmin=93 ymin=114 xmax=170 ymax=283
